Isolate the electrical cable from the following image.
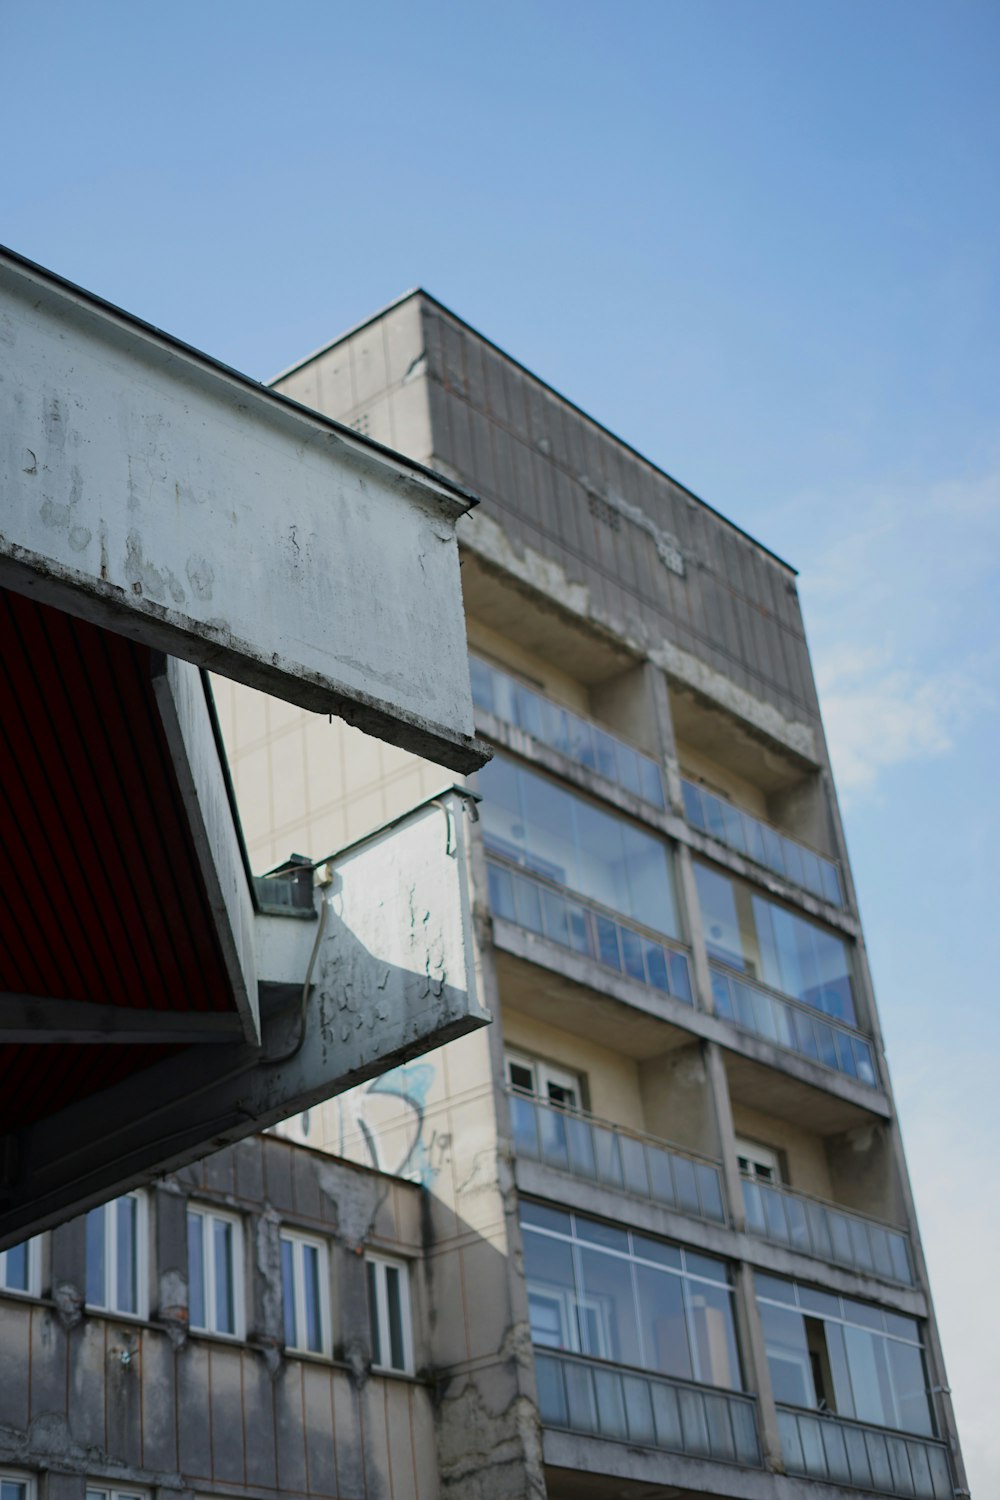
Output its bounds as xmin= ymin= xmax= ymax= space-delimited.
xmin=262 ymin=865 xmax=332 ymax=1066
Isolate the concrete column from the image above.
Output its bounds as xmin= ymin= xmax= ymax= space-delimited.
xmin=43 ymin=1475 xmax=84 ymax=1500
xmin=49 ymin=1213 xmax=86 ymax=1328
xmin=702 ymin=1042 xmax=746 ymax=1232
xmin=153 ymin=1180 xmax=189 ymax=1341
xmin=733 ymin=1261 xmax=784 ymax=1473
xmin=675 ymin=842 xmax=714 ymax=1014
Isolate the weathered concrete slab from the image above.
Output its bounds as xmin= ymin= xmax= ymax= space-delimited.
xmin=1 ymin=790 xmax=489 ymax=1250
xmin=0 ymin=248 xmax=486 ymax=773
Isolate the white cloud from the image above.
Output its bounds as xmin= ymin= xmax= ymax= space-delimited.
xmin=814 ymin=644 xmax=985 ymax=798
xmin=782 ymin=468 xmax=1000 ymax=801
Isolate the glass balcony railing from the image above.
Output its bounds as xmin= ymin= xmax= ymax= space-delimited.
xmin=486 ymin=856 xmax=694 ymax=1006
xmin=777 ymin=1406 xmax=952 ymax=1499
xmin=682 ymin=777 xmax=843 ymax=908
xmin=742 ymin=1177 xmax=913 ymax=1285
xmin=470 ymin=655 xmax=665 ymax=807
xmin=709 ymin=963 xmax=878 ymax=1088
xmin=536 ymin=1350 xmax=761 ymax=1467
xmin=509 ymin=1090 xmax=726 ymax=1223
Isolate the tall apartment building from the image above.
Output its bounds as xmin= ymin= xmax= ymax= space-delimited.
xmin=0 ymin=293 xmax=966 ymax=1500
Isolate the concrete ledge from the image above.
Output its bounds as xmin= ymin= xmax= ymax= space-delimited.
xmin=491 ymin=919 xmax=892 ymax=1123
xmin=515 ymin=1158 xmax=928 ymax=1317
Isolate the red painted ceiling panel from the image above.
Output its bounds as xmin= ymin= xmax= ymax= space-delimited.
xmin=0 ymin=587 xmax=240 ymax=1133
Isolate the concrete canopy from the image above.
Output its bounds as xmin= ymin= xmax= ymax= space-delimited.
xmin=0 ymin=246 xmax=487 ymax=773
xmin=0 ymin=249 xmax=491 ymax=1245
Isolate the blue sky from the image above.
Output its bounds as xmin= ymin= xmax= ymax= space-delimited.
xmin=3 ymin=0 xmax=997 ymax=1487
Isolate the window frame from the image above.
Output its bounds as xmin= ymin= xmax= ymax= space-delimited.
xmin=505 ymin=1049 xmax=584 ymax=1111
xmin=735 ymin=1136 xmax=783 ymax=1185
xmin=85 ymin=1486 xmax=149 ymax=1500
xmin=0 ymin=1469 xmax=36 ymax=1500
xmin=85 ymin=1191 xmax=148 ymax=1320
xmin=187 ymin=1204 xmax=245 ymax=1340
xmin=279 ymin=1227 xmax=332 ymax=1358
xmin=0 ymin=1236 xmax=41 ymax=1298
xmin=366 ymin=1252 xmax=414 ymax=1375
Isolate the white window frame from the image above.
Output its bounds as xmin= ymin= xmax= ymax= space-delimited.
xmin=280 ymin=1229 xmax=331 ymax=1357
xmin=505 ymin=1050 xmax=583 ymax=1110
xmin=0 ymin=1237 xmax=41 ymax=1298
xmin=187 ymin=1205 xmax=245 ymax=1339
xmin=85 ymin=1486 xmax=149 ymax=1500
xmin=366 ymin=1253 xmax=414 ymax=1375
xmin=85 ymin=1192 xmax=148 ymax=1319
xmin=0 ymin=1469 xmax=36 ymax=1500
xmin=736 ymin=1136 xmax=783 ymax=1185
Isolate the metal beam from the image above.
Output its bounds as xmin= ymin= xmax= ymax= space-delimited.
xmin=0 ymin=994 xmax=244 ymax=1044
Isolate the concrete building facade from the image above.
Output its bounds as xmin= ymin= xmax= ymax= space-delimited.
xmin=0 ymin=292 xmax=967 ymax=1500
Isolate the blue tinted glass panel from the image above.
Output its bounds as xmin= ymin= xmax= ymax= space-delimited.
xmin=302 ymin=1245 xmax=322 ymax=1353
xmin=644 ymin=941 xmax=669 ymax=991
xmin=640 ymin=757 xmax=664 ymax=807
xmin=513 ymin=873 xmax=544 ymax=933
xmin=187 ymin=1212 xmax=206 ymax=1329
xmin=853 ymin=1038 xmax=877 ymax=1086
xmin=469 ymin=657 xmax=494 ymax=712
xmin=116 ymin=1196 xmax=137 ymax=1313
xmin=4 ymin=1241 xmax=29 ymax=1291
xmin=366 ymin=1259 xmax=380 ymax=1363
xmin=486 ymin=862 xmax=515 ymax=921
xmin=281 ymin=1237 xmax=296 ymax=1346
xmin=711 ymin=970 xmax=734 ymax=1019
xmin=616 ymin=743 xmax=642 ymax=797
xmin=213 ymin=1218 xmax=235 ymax=1334
xmin=595 ymin=914 xmax=621 ymax=970
xmin=86 ymin=1206 xmax=106 ymax=1306
xmin=821 ymin=860 xmax=844 ymax=906
xmin=694 ymin=864 xmax=745 ymax=969
xmin=668 ymin=951 xmax=693 ymax=1002
xmin=565 ymin=900 xmax=591 ymax=955
xmin=541 ymin=888 xmax=570 ymax=947
xmin=620 ymin=926 xmax=645 ymax=982
xmin=682 ymin=780 xmax=705 ymax=828
xmin=592 ymin=728 xmax=618 ymax=782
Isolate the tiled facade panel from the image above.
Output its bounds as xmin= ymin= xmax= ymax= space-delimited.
xmin=0 ymin=1139 xmax=437 ymax=1500
xmin=418 ymin=303 xmax=819 ymax=728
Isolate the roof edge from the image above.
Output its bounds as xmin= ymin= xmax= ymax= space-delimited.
xmin=272 ymin=285 xmax=798 ymax=577
xmin=0 ymin=248 xmax=479 ymax=516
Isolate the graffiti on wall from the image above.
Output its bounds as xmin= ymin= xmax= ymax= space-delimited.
xmin=332 ymin=1061 xmax=450 ymax=1187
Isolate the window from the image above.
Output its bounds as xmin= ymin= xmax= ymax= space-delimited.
xmin=0 ymin=1237 xmax=40 ymax=1297
xmin=520 ymin=1202 xmax=743 ymax=1391
xmin=86 ymin=1487 xmax=148 ymax=1500
xmin=280 ymin=1230 xmax=330 ymax=1356
xmin=478 ymin=753 xmax=679 ymax=937
xmin=187 ymin=1206 xmax=243 ymax=1338
xmin=694 ymin=861 xmax=856 ymax=1025
xmin=366 ymin=1254 xmax=413 ymax=1374
xmin=735 ymin=1137 xmax=783 ymax=1185
xmin=755 ymin=1274 xmax=934 ymax=1436
xmin=505 ymin=1050 xmax=583 ymax=1111
xmin=85 ymin=1193 xmax=147 ymax=1318
xmin=1 ymin=1473 xmax=34 ymax=1500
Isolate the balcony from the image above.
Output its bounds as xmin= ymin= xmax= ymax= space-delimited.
xmin=777 ymin=1406 xmax=953 ymax=1499
xmin=742 ymin=1176 xmax=913 ymax=1285
xmin=536 ymin=1349 xmax=761 ymax=1467
xmin=682 ymin=777 xmax=843 ymax=908
xmin=470 ymin=654 xmax=665 ymax=807
xmin=486 ymin=856 xmax=694 ymax=1005
xmin=509 ymin=1090 xmax=726 ymax=1223
xmin=710 ymin=963 xmax=878 ymax=1088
